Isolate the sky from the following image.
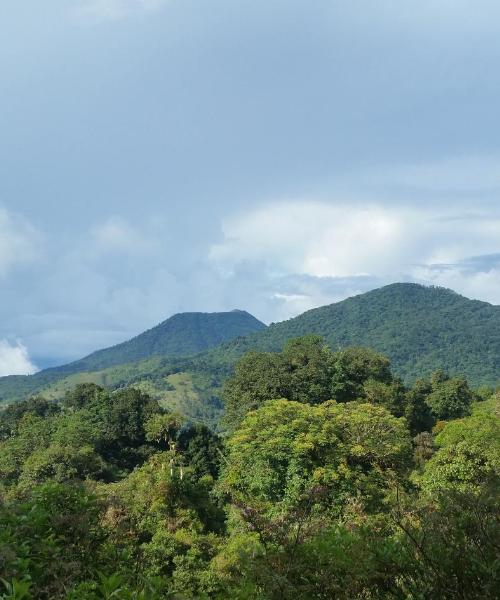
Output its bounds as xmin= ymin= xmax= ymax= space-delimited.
xmin=1 ymin=0 xmax=500 ymax=374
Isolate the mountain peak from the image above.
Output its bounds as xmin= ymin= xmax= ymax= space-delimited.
xmin=49 ymin=309 xmax=266 ymax=376
xmin=213 ymin=282 xmax=500 ymax=386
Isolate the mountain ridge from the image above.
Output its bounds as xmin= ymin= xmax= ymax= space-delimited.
xmin=190 ymin=283 xmax=500 ymax=385
xmin=0 ymin=310 xmax=266 ymax=405
xmin=48 ymin=309 xmax=266 ymax=376
xmin=1 ymin=283 xmax=499 ymax=412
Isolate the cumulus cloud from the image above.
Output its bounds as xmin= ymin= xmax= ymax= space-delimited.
xmin=2 ymin=201 xmax=500 ymax=370
xmin=210 ymin=200 xmax=500 ymax=305
xmin=0 ymin=340 xmax=38 ymax=376
xmin=76 ymin=0 xmax=168 ymax=20
xmin=9 ymin=216 xmax=190 ymax=365
xmin=0 ymin=208 xmax=41 ymax=278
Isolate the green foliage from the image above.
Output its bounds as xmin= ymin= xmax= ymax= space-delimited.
xmin=419 ymin=396 xmax=500 ymax=494
xmin=223 ymin=338 xmax=439 ymax=434
xmin=71 ymin=309 xmax=265 ymax=373
xmin=0 ymin=579 xmax=32 ymax=600
xmin=330 ymin=346 xmax=392 ymax=402
xmin=63 ymin=383 xmax=104 ymax=409
xmin=0 ymin=396 xmax=60 ymax=439
xmin=0 ymin=387 xmax=166 ymax=490
xmin=221 ymin=399 xmax=412 ymax=517
xmin=0 ymin=310 xmax=265 ymax=407
xmin=425 ymin=372 xmax=474 ymax=420
xmin=193 ymin=283 xmax=500 ymax=392
xmin=392 ymin=482 xmax=500 ymax=599
xmin=3 ymin=283 xmax=500 ymax=421
xmin=177 ymin=424 xmax=224 ymax=479
xmin=0 ymin=483 xmax=106 ymax=599
xmin=404 ymin=378 xmax=435 ymax=435
xmin=222 ymin=339 xmax=410 ymax=431
xmin=144 ymin=412 xmax=184 ymax=447
xmin=0 ymin=335 xmax=498 ymax=598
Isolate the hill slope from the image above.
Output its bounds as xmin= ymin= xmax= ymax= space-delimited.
xmin=201 ymin=283 xmax=500 ymax=386
xmin=0 ymin=310 xmax=266 ymax=405
xmin=52 ymin=309 xmax=266 ymax=374
xmin=1 ymin=284 xmax=499 ymax=420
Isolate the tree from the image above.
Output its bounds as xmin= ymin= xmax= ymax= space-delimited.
xmin=393 ymin=480 xmax=500 ymax=599
xmin=177 ymin=423 xmax=224 ymax=479
xmin=280 ymin=335 xmax=333 ymax=405
xmin=419 ymin=396 xmax=499 ymax=494
xmin=221 ymin=399 xmax=411 ymax=519
xmin=63 ymin=383 xmax=105 ymax=410
xmin=222 ymin=339 xmax=403 ymax=431
xmin=0 ymin=483 xmax=107 ymax=598
xmin=98 ymin=388 xmax=162 ymax=468
xmin=330 ymin=347 xmax=393 ymax=403
xmin=0 ymin=396 xmax=60 ymax=440
xmin=426 ymin=373 xmax=474 ymax=420
xmin=217 ymin=399 xmax=411 ymax=598
xmin=18 ymin=443 xmax=108 ymax=487
xmin=404 ymin=378 xmax=435 ymax=434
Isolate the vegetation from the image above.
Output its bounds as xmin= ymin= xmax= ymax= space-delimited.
xmin=1 ymin=285 xmax=499 ymax=419
xmin=207 ymin=283 xmax=500 ymax=387
xmin=0 ymin=310 xmax=265 ymax=406
xmin=63 ymin=310 xmax=265 ymax=373
xmin=0 ymin=337 xmax=498 ymax=599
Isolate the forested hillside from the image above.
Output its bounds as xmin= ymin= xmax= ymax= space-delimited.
xmin=50 ymin=309 xmax=266 ymax=374
xmin=1 ymin=284 xmax=499 ymax=421
xmin=0 ymin=310 xmax=265 ymax=407
xmin=200 ymin=283 xmax=500 ymax=386
xmin=1 ymin=338 xmax=498 ymax=599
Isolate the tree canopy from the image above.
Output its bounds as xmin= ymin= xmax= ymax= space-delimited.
xmin=0 ymin=342 xmax=498 ymax=599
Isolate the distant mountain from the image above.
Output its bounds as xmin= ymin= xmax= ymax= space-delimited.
xmin=0 ymin=310 xmax=266 ymax=405
xmin=51 ymin=309 xmax=266 ymax=375
xmin=204 ymin=283 xmax=500 ymax=386
xmin=1 ymin=284 xmax=499 ymax=419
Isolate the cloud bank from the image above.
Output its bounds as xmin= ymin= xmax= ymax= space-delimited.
xmin=1 ymin=0 xmax=500 ymax=369
xmin=2 ymin=194 xmax=500 ymax=374
xmin=210 ymin=200 xmax=500 ymax=306
xmin=0 ymin=341 xmax=38 ymax=377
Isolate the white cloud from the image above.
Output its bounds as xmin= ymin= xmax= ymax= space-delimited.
xmin=3 ymin=202 xmax=500 ymax=370
xmin=414 ymin=258 xmax=500 ymax=306
xmin=76 ymin=0 xmax=168 ymax=21
xmin=0 ymin=340 xmax=38 ymax=376
xmin=211 ymin=202 xmax=420 ymax=277
xmin=210 ymin=200 xmax=500 ymax=304
xmin=0 ymin=208 xmax=41 ymax=279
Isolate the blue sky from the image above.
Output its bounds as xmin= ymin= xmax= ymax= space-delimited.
xmin=1 ymin=0 xmax=500 ymax=373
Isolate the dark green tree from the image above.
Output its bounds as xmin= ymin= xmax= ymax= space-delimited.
xmin=329 ymin=346 xmax=393 ymax=402
xmin=426 ymin=372 xmax=474 ymax=421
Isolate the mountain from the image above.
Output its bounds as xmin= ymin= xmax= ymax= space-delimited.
xmin=1 ymin=284 xmax=499 ymax=422
xmin=203 ymin=283 xmax=500 ymax=386
xmin=50 ymin=309 xmax=266 ymax=375
xmin=0 ymin=310 xmax=266 ymax=406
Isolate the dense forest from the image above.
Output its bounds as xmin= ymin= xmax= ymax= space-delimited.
xmin=202 ymin=283 xmax=500 ymax=386
xmin=1 ymin=336 xmax=498 ymax=599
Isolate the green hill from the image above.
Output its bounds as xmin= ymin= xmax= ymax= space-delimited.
xmin=0 ymin=310 xmax=266 ymax=407
xmin=52 ymin=309 xmax=266 ymax=374
xmin=202 ymin=283 xmax=500 ymax=386
xmin=1 ymin=284 xmax=499 ymax=423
